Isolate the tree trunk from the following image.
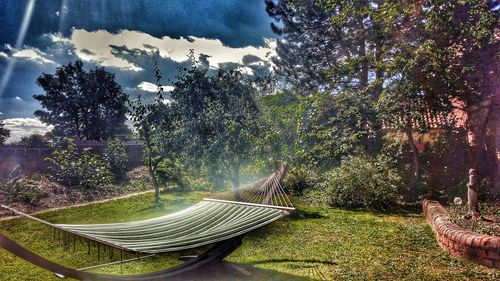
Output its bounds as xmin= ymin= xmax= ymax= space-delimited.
xmin=231 ymin=163 xmax=240 ymax=189
xmin=231 ymin=163 xmax=241 ymax=201
xmin=148 ymin=161 xmax=160 ymax=203
xmin=405 ymin=128 xmax=421 ymax=189
xmin=143 ymin=129 xmax=160 ymax=204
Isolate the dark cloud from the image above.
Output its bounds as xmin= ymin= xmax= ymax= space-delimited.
xmin=242 ymin=54 xmax=264 ymax=65
xmin=142 ymin=44 xmax=157 ymax=50
xmin=0 ymin=0 xmax=277 ymax=123
xmin=79 ymin=48 xmax=95 ymax=55
xmin=0 ymin=0 xmax=276 ymax=49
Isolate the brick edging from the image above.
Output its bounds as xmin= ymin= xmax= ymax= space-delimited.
xmin=422 ymin=199 xmax=500 ymax=268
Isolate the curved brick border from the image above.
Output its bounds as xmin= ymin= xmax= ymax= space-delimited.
xmin=423 ymin=199 xmax=500 ymax=269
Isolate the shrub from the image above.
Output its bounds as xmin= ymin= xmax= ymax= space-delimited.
xmin=155 ymin=159 xmax=186 ymax=188
xmin=46 ymin=140 xmax=114 ymax=192
xmin=183 ymin=175 xmax=216 ymax=191
xmin=323 ymin=156 xmax=401 ymax=210
xmin=283 ymin=165 xmax=323 ymax=195
xmin=2 ymin=181 xmax=46 ymax=205
xmin=104 ymin=138 xmax=129 ymax=182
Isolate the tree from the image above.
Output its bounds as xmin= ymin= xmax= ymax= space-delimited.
xmin=15 ymin=134 xmax=51 ymax=148
xmin=171 ymin=58 xmax=261 ymax=188
xmin=129 ymin=59 xmax=178 ymax=203
xmin=268 ymin=0 xmax=497 ymax=194
xmin=0 ymin=121 xmax=10 ymax=145
xmin=409 ymin=0 xmax=498 ymax=176
xmin=376 ymin=0 xmax=498 ymax=190
xmin=34 ymin=61 xmax=129 ymax=140
xmin=258 ymin=92 xmax=302 ymax=167
xmin=266 ymin=0 xmax=388 ymax=97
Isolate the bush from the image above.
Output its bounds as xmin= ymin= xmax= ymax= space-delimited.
xmin=46 ymin=140 xmax=114 ymax=192
xmin=2 ymin=181 xmax=46 ymax=205
xmin=323 ymin=156 xmax=401 ymax=210
xmin=283 ymin=165 xmax=323 ymax=196
xmin=182 ymin=175 xmax=216 ymax=191
xmin=155 ymin=159 xmax=186 ymax=188
xmin=104 ymin=138 xmax=129 ymax=182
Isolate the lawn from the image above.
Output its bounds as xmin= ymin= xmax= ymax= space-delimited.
xmin=0 ymin=191 xmax=497 ymax=281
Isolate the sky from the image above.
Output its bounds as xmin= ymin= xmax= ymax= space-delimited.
xmin=0 ymin=0 xmax=277 ymax=142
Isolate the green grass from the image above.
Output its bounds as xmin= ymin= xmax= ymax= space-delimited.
xmin=0 ymin=191 xmax=497 ymax=281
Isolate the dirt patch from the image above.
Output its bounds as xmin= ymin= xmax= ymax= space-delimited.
xmin=0 ymin=174 xmax=152 ymax=218
xmin=126 ymin=166 xmax=151 ymax=182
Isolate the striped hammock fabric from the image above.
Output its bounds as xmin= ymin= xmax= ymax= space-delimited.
xmin=42 ymin=164 xmax=293 ymax=254
xmin=56 ymin=200 xmax=289 ymax=253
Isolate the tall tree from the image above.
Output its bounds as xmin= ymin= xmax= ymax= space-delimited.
xmin=406 ymin=0 xmax=498 ymax=186
xmin=34 ymin=61 xmax=129 ymax=140
xmin=172 ymin=59 xmax=261 ymax=188
xmin=0 ymin=121 xmax=10 ymax=145
xmin=266 ymin=0 xmax=388 ymax=97
xmin=128 ymin=60 xmax=178 ymax=203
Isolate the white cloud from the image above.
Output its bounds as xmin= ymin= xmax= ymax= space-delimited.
xmin=68 ymin=29 xmax=275 ymax=71
xmin=14 ymin=96 xmax=22 ymax=101
xmin=137 ymin=81 xmax=174 ymax=93
xmin=2 ymin=118 xmax=53 ymax=143
xmin=49 ymin=32 xmax=72 ymax=45
xmin=12 ymin=48 xmax=56 ymax=65
xmin=0 ymin=52 xmax=8 ymax=59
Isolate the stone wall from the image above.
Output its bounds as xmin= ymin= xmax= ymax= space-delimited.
xmin=0 ymin=141 xmax=143 ymax=179
xmin=423 ymin=199 xmax=500 ymax=269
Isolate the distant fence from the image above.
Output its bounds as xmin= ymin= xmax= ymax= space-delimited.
xmin=0 ymin=141 xmax=143 ymax=179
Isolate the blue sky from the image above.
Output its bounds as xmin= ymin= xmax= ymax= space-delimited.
xmin=0 ymin=0 xmax=277 ymax=141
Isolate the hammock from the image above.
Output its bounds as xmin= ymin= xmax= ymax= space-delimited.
xmin=0 ymin=164 xmax=293 ymax=280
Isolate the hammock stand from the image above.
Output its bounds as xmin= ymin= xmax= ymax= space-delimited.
xmin=0 ymin=164 xmax=293 ymax=281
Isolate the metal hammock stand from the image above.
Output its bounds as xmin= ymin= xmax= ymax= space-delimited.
xmin=0 ymin=164 xmax=293 ymax=280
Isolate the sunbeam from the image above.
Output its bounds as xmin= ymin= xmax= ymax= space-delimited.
xmin=57 ymin=0 xmax=69 ymax=34
xmin=0 ymin=0 xmax=36 ymax=98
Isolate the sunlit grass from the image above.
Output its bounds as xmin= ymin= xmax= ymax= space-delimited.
xmin=0 ymin=191 xmax=497 ymax=281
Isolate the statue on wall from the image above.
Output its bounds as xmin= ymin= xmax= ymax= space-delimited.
xmin=465 ymin=168 xmax=480 ymax=220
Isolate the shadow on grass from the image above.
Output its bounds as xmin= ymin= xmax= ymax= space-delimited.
xmin=288 ymin=208 xmax=326 ymax=220
xmin=176 ymin=261 xmax=318 ymax=281
xmin=302 ymin=203 xmax=423 ymax=218
xmin=250 ymin=258 xmax=336 ymax=266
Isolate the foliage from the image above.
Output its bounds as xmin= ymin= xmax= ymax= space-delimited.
xmin=322 ymin=156 xmax=401 ymax=210
xmin=46 ymin=140 xmax=113 ymax=192
xmin=155 ymin=159 xmax=187 ymax=188
xmin=266 ymin=0 xmax=498 ymax=198
xmin=0 ymin=121 xmax=10 ymax=145
xmin=283 ymin=165 xmax=323 ymax=196
xmin=104 ymin=138 xmax=129 ymax=182
xmin=265 ymin=0 xmax=341 ymax=92
xmin=171 ymin=55 xmax=262 ymax=188
xmin=14 ymin=134 xmax=51 ymax=148
xmin=2 ymin=181 xmax=46 ymax=205
xmin=299 ymin=92 xmax=381 ymax=169
xmin=128 ymin=56 xmax=179 ymax=202
xmin=34 ymin=61 xmax=129 ymax=140
xmin=257 ymin=93 xmax=302 ymax=167
xmin=181 ymin=175 xmax=217 ymax=192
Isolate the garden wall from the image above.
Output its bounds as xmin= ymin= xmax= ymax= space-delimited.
xmin=0 ymin=141 xmax=143 ymax=179
xmin=423 ymin=199 xmax=500 ymax=269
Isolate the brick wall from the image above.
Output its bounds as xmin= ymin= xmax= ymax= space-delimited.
xmin=423 ymin=199 xmax=500 ymax=269
xmin=0 ymin=141 xmax=144 ymax=179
